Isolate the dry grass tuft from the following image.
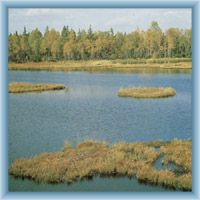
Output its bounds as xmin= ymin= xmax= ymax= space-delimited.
xmin=9 ymin=82 xmax=66 ymax=93
xmin=160 ymin=140 xmax=192 ymax=173
xmin=118 ymin=87 xmax=176 ymax=98
xmin=9 ymin=139 xmax=192 ymax=191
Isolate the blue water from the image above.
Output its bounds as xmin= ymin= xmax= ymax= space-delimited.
xmin=8 ymin=71 xmax=192 ymax=191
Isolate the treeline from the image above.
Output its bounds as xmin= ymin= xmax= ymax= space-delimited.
xmin=8 ymin=21 xmax=192 ymax=63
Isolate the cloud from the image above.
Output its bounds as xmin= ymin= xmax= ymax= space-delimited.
xmin=26 ymin=9 xmax=54 ymax=16
xmin=8 ymin=8 xmax=191 ymax=34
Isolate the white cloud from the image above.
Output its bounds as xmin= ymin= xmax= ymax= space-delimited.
xmin=8 ymin=8 xmax=191 ymax=34
xmin=26 ymin=9 xmax=54 ymax=16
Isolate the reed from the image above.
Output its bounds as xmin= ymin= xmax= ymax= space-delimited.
xmin=113 ymin=58 xmax=192 ymax=65
xmin=9 ymin=139 xmax=192 ymax=191
xmin=8 ymin=58 xmax=191 ymax=72
xmin=160 ymin=139 xmax=192 ymax=173
xmin=118 ymin=87 xmax=176 ymax=98
xmin=9 ymin=82 xmax=66 ymax=93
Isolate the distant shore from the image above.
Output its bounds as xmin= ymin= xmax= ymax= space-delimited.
xmin=9 ymin=58 xmax=192 ymax=72
xmin=9 ymin=82 xmax=66 ymax=93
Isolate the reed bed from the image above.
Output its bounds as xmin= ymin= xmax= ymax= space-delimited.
xmin=118 ymin=87 xmax=176 ymax=98
xmin=9 ymin=139 xmax=192 ymax=191
xmin=160 ymin=140 xmax=192 ymax=173
xmin=112 ymin=58 xmax=192 ymax=65
xmin=9 ymin=82 xmax=66 ymax=93
xmin=9 ymin=59 xmax=191 ymax=72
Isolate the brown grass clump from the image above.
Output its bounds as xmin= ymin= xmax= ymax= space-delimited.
xmin=118 ymin=87 xmax=176 ymax=98
xmin=9 ymin=140 xmax=192 ymax=191
xmin=160 ymin=140 xmax=192 ymax=173
xmin=9 ymin=82 xmax=66 ymax=93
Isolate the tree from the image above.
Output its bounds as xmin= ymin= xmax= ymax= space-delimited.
xmin=150 ymin=21 xmax=161 ymax=31
xmin=40 ymin=28 xmax=60 ymax=60
xmin=51 ymin=38 xmax=62 ymax=60
xmin=23 ymin=26 xmax=27 ymax=36
xmin=28 ymin=28 xmax=42 ymax=62
xmin=8 ymin=34 xmax=21 ymax=62
xmin=63 ymin=40 xmax=78 ymax=59
xmin=44 ymin=26 xmax=49 ymax=36
xmin=112 ymin=32 xmax=125 ymax=59
xmin=8 ymin=22 xmax=192 ymax=62
xmin=87 ymin=25 xmax=93 ymax=39
xmin=166 ymin=28 xmax=181 ymax=57
xmin=61 ymin=26 xmax=69 ymax=40
xmin=20 ymin=35 xmax=30 ymax=62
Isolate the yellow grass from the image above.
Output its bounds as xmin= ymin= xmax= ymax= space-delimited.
xmin=118 ymin=87 xmax=176 ymax=98
xmin=8 ymin=59 xmax=192 ymax=72
xmin=9 ymin=82 xmax=66 ymax=93
xmin=160 ymin=139 xmax=192 ymax=173
xmin=9 ymin=139 xmax=192 ymax=191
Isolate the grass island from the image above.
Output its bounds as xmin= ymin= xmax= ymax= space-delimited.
xmin=118 ymin=87 xmax=176 ymax=98
xmin=9 ymin=139 xmax=191 ymax=191
xmin=9 ymin=82 xmax=66 ymax=93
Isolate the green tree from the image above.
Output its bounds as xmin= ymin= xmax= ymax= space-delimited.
xmin=8 ymin=33 xmax=21 ymax=62
xmin=41 ymin=28 xmax=60 ymax=60
xmin=19 ymin=26 xmax=31 ymax=62
xmin=28 ymin=28 xmax=42 ymax=62
xmin=51 ymin=38 xmax=62 ymax=60
xmin=166 ymin=28 xmax=181 ymax=57
xmin=8 ymin=22 xmax=192 ymax=62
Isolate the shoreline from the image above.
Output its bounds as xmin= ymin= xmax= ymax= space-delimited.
xmin=9 ymin=59 xmax=192 ymax=72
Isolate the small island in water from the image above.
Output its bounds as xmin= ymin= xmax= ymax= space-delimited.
xmin=9 ymin=139 xmax=191 ymax=191
xmin=118 ymin=87 xmax=176 ymax=98
xmin=9 ymin=82 xmax=66 ymax=93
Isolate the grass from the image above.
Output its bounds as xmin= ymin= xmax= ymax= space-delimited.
xmin=160 ymin=139 xmax=192 ymax=173
xmin=9 ymin=58 xmax=192 ymax=72
xmin=112 ymin=58 xmax=192 ymax=64
xmin=118 ymin=87 xmax=176 ymax=98
xmin=9 ymin=82 xmax=66 ymax=93
xmin=9 ymin=139 xmax=192 ymax=191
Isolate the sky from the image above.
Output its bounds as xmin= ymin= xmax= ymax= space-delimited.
xmin=8 ymin=8 xmax=192 ymax=34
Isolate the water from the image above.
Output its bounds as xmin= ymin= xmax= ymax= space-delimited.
xmin=9 ymin=176 xmax=174 ymax=192
xmin=154 ymin=153 xmax=186 ymax=176
xmin=8 ymin=71 xmax=192 ymax=192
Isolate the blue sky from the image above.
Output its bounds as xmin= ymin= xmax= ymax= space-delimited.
xmin=8 ymin=8 xmax=192 ymax=34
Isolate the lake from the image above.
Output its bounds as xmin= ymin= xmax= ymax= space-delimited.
xmin=8 ymin=71 xmax=192 ymax=192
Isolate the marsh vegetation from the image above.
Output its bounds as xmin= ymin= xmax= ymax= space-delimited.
xmin=9 ymin=58 xmax=191 ymax=72
xmin=9 ymin=82 xmax=66 ymax=93
xmin=118 ymin=87 xmax=176 ymax=98
xmin=9 ymin=139 xmax=191 ymax=191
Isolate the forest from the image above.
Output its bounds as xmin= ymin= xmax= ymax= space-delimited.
xmin=8 ymin=21 xmax=192 ymax=63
